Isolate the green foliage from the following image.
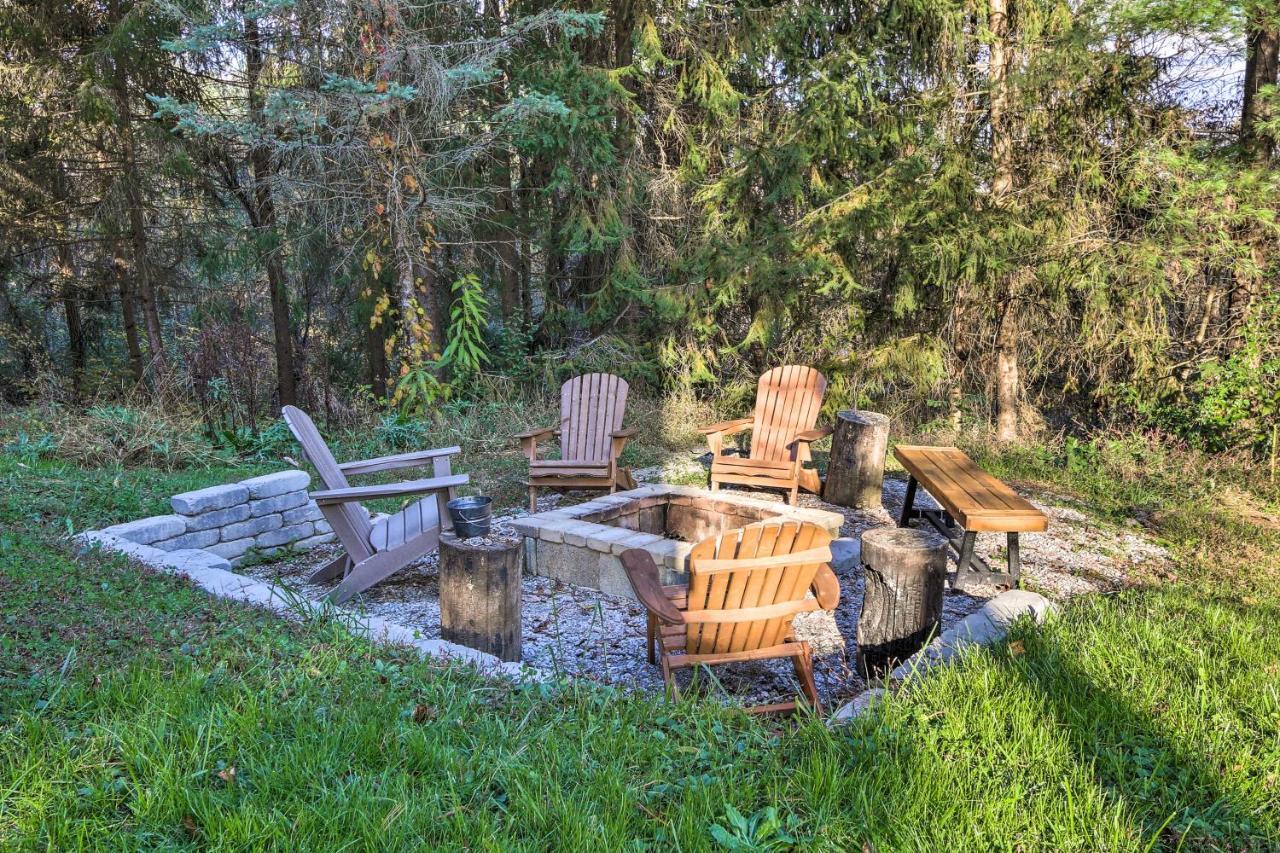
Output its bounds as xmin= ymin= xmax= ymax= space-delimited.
xmin=440 ymin=274 xmax=491 ymax=384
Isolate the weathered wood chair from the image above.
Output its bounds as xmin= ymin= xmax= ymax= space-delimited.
xmin=516 ymin=372 xmax=637 ymax=512
xmin=282 ymin=406 xmax=468 ymax=604
xmin=699 ymin=365 xmax=831 ymax=503
xmin=620 ymin=520 xmax=839 ymax=715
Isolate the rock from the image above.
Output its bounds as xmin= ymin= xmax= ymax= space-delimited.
xmin=240 ymin=469 xmax=310 ymax=499
xmin=291 ymin=532 xmax=336 ymax=550
xmin=183 ymin=503 xmax=252 ymax=531
xmin=255 ymin=522 xmax=314 ymax=549
xmin=159 ymin=548 xmax=232 ymax=574
xmin=101 ymin=514 xmax=186 ymax=545
xmin=222 ymin=514 xmax=283 ymax=541
xmin=207 ymin=537 xmax=255 ymax=560
xmin=72 ymin=530 xmax=170 ymax=567
xmin=153 ymin=529 xmax=222 ymax=551
xmin=170 ymin=484 xmax=249 ymax=515
xmin=248 ymin=491 xmax=309 ymax=516
xmin=828 ymin=688 xmax=887 ymax=725
xmin=282 ymin=502 xmax=324 ymax=525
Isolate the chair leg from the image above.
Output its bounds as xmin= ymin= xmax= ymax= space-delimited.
xmin=788 ymin=484 xmax=800 ymax=505
xmin=646 ymin=613 xmax=656 ymax=665
xmin=660 ymin=655 xmax=679 ymax=701
xmin=528 ymin=484 xmax=538 ymax=513
xmin=710 ymin=478 xmax=720 ymax=493
xmin=792 ymin=642 xmax=822 ymax=715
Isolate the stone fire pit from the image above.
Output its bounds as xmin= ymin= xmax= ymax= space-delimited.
xmin=511 ymin=484 xmax=844 ymax=598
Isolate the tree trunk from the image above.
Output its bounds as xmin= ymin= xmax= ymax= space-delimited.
xmin=113 ymin=240 xmax=144 ymax=384
xmin=1243 ymin=12 xmax=1280 ymax=163
xmin=111 ymin=60 xmax=166 ymax=377
xmin=58 ymin=243 xmax=86 ymax=397
xmin=823 ymin=410 xmax=890 ymax=510
xmin=989 ymin=0 xmax=1019 ymax=442
xmin=439 ymin=535 xmax=523 ymax=661
xmin=856 ymin=527 xmax=948 ymax=679
xmin=484 ymin=0 xmax=523 ymax=325
xmin=244 ymin=10 xmax=297 ymax=406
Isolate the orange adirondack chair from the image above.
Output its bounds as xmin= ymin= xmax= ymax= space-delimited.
xmin=516 ymin=373 xmax=637 ymax=511
xmin=699 ymin=365 xmax=831 ymax=503
xmin=621 ymin=520 xmax=839 ymax=714
xmin=282 ymin=406 xmax=467 ymax=604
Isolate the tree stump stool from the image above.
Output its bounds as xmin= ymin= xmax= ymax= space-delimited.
xmin=439 ymin=534 xmax=523 ymax=662
xmin=823 ymin=410 xmax=890 ymax=510
xmin=856 ymin=527 xmax=948 ymax=679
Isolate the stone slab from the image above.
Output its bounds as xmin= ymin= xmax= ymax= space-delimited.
xmin=222 ymin=514 xmax=283 ymax=541
xmin=208 ymin=537 xmax=255 ymax=560
xmin=584 ymin=526 xmax=638 ymax=553
xmin=256 ymin=522 xmax=315 ymax=549
xmin=102 ymin=515 xmax=187 ymax=545
xmin=249 ymin=491 xmax=309 ymax=517
xmin=282 ymin=502 xmax=324 ymax=525
xmin=159 ymin=548 xmax=233 ymax=574
xmin=153 ymin=529 xmax=222 ymax=551
xmin=609 ymin=532 xmax=665 ymax=555
xmin=170 ymin=484 xmax=249 ymax=515
xmin=240 ymin=470 xmax=310 ymax=499
xmin=183 ymin=503 xmax=252 ymax=532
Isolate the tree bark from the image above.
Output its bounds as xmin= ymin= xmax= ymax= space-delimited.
xmin=823 ymin=410 xmax=890 ymax=510
xmin=856 ymin=527 xmax=948 ymax=679
xmin=439 ymin=535 xmax=523 ymax=662
xmin=244 ymin=10 xmax=297 ymax=406
xmin=1243 ymin=11 xmax=1280 ymax=163
xmin=58 ymin=242 xmax=86 ymax=397
xmin=111 ymin=53 xmax=166 ymax=377
xmin=113 ymin=240 xmax=144 ymax=384
xmin=989 ymin=0 xmax=1020 ymax=442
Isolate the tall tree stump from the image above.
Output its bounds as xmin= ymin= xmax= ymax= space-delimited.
xmin=823 ymin=410 xmax=890 ymax=510
xmin=439 ymin=535 xmax=522 ymax=662
xmin=856 ymin=527 xmax=947 ymax=679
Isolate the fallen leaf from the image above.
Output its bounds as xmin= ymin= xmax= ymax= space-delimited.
xmin=1008 ymin=640 xmax=1026 ymax=657
xmin=412 ymin=704 xmax=435 ymax=724
xmin=181 ymin=814 xmax=199 ymax=838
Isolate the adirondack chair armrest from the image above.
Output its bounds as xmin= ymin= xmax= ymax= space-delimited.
xmin=619 ymin=549 xmax=686 ymax=625
xmin=610 ymin=427 xmax=637 ymax=459
xmin=696 ymin=417 xmax=753 ymax=436
xmin=311 ymin=473 xmax=470 ymax=506
xmin=517 ymin=426 xmax=559 ymax=462
xmin=810 ymin=563 xmax=841 ymax=610
xmin=338 ymin=446 xmax=462 ymax=476
xmin=787 ymin=426 xmax=833 ymax=461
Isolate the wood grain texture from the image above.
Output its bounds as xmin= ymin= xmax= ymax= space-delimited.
xmin=702 ymin=365 xmax=828 ymax=504
xmin=856 ymin=526 xmax=948 ymax=678
xmin=439 ymin=536 xmax=522 ymax=662
xmin=893 ymin=444 xmax=1047 ymax=532
xmin=823 ymin=410 xmax=890 ymax=510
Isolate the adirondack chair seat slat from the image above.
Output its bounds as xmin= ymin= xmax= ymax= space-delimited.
xmin=700 ymin=365 xmax=830 ymax=504
xmin=621 ymin=520 xmax=838 ymax=715
xmin=282 ymin=405 xmax=466 ymax=604
xmin=518 ymin=373 xmax=636 ymax=511
xmin=369 ymin=497 xmax=439 ymax=552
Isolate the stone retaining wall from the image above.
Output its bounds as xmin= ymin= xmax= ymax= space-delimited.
xmin=93 ymin=469 xmax=335 ymax=566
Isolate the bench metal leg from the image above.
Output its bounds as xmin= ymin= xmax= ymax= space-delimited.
xmin=955 ymin=530 xmax=977 ymax=576
xmin=898 ymin=476 xmax=918 ymax=528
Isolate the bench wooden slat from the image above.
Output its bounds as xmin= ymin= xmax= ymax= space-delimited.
xmin=894 ymin=445 xmax=1047 ymax=533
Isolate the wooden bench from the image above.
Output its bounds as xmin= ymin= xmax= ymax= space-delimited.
xmin=893 ymin=445 xmax=1047 ymax=590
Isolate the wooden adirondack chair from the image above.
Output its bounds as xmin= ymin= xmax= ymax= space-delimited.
xmin=516 ymin=373 xmax=637 ymax=511
xmin=699 ymin=365 xmax=831 ymax=504
xmin=282 ymin=406 xmax=468 ymax=604
xmin=620 ymin=520 xmax=839 ymax=715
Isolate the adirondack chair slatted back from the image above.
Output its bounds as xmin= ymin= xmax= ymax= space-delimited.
xmin=559 ymin=373 xmax=629 ymax=463
xmin=748 ymin=365 xmax=827 ymax=462
xmin=281 ymin=405 xmax=375 ymax=560
xmin=685 ymin=521 xmax=831 ymax=655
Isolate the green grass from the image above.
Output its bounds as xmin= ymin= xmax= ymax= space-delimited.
xmin=1 ymin=419 xmax=1279 ymax=848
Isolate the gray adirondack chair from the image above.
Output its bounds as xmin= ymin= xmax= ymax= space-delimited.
xmin=282 ymin=406 xmax=468 ymax=604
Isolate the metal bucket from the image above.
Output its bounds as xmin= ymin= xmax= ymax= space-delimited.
xmin=447 ymin=496 xmax=493 ymax=538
